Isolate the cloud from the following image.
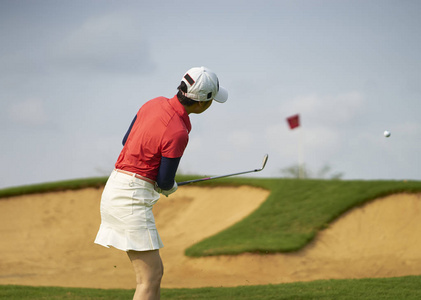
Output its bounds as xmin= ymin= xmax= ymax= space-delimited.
xmin=281 ymin=92 xmax=365 ymax=126
xmin=227 ymin=130 xmax=254 ymax=149
xmin=55 ymin=12 xmax=155 ymax=74
xmin=262 ymin=92 xmax=366 ymax=173
xmin=8 ymin=98 xmax=48 ymax=126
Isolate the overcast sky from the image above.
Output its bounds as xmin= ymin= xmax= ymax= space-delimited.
xmin=1 ymin=0 xmax=420 ymax=189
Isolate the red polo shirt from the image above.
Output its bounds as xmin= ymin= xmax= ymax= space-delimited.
xmin=115 ymin=95 xmax=191 ymax=180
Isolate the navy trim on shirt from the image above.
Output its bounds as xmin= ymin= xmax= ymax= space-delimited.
xmin=122 ymin=115 xmax=137 ymax=146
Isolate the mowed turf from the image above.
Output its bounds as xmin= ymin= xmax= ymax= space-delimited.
xmin=2 ymin=177 xmax=421 ymax=257
xmin=2 ymin=275 xmax=421 ymax=299
xmin=1 ymin=177 xmax=421 ymax=299
xmin=184 ymin=177 xmax=421 ymax=256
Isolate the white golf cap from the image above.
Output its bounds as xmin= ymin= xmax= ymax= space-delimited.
xmin=181 ymin=66 xmax=228 ymax=103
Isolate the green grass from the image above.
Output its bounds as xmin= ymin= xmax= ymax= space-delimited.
xmin=1 ymin=177 xmax=421 ymax=299
xmin=0 ymin=177 xmax=107 ymax=198
xmin=184 ymin=178 xmax=421 ymax=256
xmin=2 ymin=176 xmax=421 ymax=257
xmin=2 ymin=276 xmax=421 ymax=299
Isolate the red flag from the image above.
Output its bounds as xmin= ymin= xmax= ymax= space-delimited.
xmin=287 ymin=114 xmax=300 ymax=130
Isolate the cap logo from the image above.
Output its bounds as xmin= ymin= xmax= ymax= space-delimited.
xmin=184 ymin=74 xmax=195 ymax=85
xmin=207 ymin=92 xmax=212 ymax=99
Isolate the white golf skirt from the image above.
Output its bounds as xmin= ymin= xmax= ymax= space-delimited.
xmin=94 ymin=170 xmax=164 ymax=251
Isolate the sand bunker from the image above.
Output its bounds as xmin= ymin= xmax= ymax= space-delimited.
xmin=0 ymin=186 xmax=420 ymax=289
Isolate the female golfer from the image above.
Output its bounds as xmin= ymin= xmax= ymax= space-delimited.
xmin=94 ymin=66 xmax=228 ymax=300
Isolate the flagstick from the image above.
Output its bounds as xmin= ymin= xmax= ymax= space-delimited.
xmin=286 ymin=114 xmax=302 ymax=178
xmin=298 ymin=127 xmax=304 ymax=179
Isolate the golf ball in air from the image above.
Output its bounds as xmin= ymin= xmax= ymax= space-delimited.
xmin=384 ymin=130 xmax=391 ymax=137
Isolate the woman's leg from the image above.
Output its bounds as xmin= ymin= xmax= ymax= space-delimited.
xmin=127 ymin=249 xmax=163 ymax=300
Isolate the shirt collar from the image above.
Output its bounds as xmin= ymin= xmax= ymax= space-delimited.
xmin=169 ymin=95 xmax=192 ymax=133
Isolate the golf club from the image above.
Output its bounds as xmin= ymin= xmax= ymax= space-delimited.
xmin=178 ymin=154 xmax=269 ymax=186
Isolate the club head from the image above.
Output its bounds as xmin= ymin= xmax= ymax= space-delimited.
xmin=260 ymin=154 xmax=269 ymax=171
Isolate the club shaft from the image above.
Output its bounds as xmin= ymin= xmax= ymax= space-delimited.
xmin=177 ymin=154 xmax=268 ymax=186
xmin=178 ymin=168 xmax=261 ymax=186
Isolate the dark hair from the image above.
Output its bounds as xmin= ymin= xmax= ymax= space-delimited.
xmin=177 ymin=81 xmax=197 ymax=106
